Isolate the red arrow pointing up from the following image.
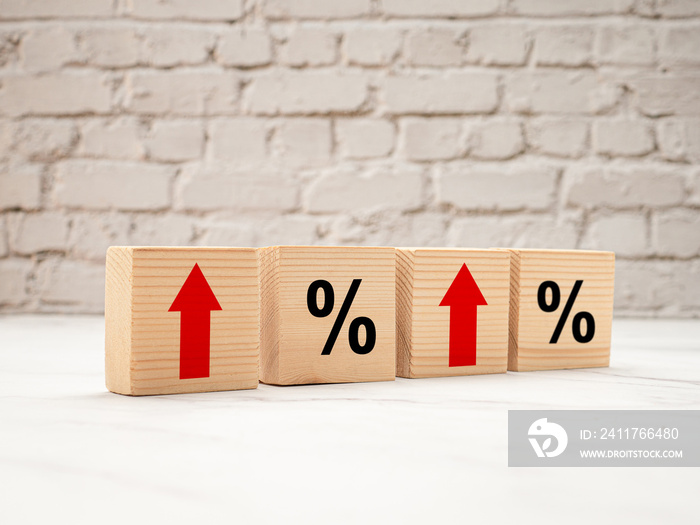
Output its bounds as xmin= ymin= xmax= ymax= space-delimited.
xmin=169 ymin=263 xmax=222 ymax=379
xmin=439 ymin=263 xmax=487 ymax=367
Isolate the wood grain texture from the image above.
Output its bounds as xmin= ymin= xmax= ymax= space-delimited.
xmin=258 ymin=246 xmax=280 ymax=384
xmin=396 ymin=248 xmax=510 ymax=378
xmin=105 ymin=247 xmax=259 ymax=395
xmin=505 ymin=249 xmax=615 ymax=372
xmin=259 ymin=246 xmax=396 ymax=385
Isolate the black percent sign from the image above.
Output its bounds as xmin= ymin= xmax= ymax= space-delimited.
xmin=307 ymin=279 xmax=376 ymax=355
xmin=537 ymin=280 xmax=595 ymax=344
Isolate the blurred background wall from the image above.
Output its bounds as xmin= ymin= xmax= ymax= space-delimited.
xmin=0 ymin=0 xmax=699 ymax=317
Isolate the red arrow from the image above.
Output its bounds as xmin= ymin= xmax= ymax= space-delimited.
xmin=169 ymin=263 xmax=222 ymax=379
xmin=439 ymin=263 xmax=487 ymax=367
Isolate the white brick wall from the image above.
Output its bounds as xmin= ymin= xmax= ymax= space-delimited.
xmin=1 ymin=1 xmax=699 ymax=318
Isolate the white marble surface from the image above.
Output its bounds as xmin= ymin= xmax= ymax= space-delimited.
xmin=1 ymin=316 xmax=699 ymax=524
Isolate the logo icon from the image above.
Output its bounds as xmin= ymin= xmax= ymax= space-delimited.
xmin=528 ymin=418 xmax=568 ymax=458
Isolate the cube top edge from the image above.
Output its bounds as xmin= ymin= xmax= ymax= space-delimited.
xmin=493 ymin=248 xmax=615 ymax=257
xmin=108 ymin=246 xmax=257 ymax=252
xmin=398 ymin=247 xmax=510 ymax=257
xmin=267 ymin=245 xmax=396 ymax=256
xmin=268 ymin=245 xmax=396 ymax=251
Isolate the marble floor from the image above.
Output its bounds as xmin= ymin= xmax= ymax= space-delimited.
xmin=0 ymin=315 xmax=699 ymax=524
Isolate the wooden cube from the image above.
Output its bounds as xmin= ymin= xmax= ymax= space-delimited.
xmin=105 ymin=247 xmax=259 ymax=395
xmin=396 ymin=248 xmax=511 ymax=378
xmin=259 ymin=246 xmax=395 ymax=385
xmin=505 ymin=249 xmax=615 ymax=371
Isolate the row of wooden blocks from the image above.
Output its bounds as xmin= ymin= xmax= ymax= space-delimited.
xmin=105 ymin=246 xmax=615 ymax=396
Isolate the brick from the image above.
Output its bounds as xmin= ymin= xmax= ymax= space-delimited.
xmin=383 ymin=213 xmax=450 ymax=247
xmin=247 ymin=71 xmax=367 ymax=115
xmin=0 ymin=120 xmax=10 ymax=160
xmin=128 ymin=213 xmax=197 ymax=246
xmin=320 ymin=215 xmax=369 ymax=244
xmin=0 ymin=164 xmax=42 ymax=210
xmin=666 ymin=261 xmax=700 ymax=313
xmin=344 ymin=27 xmax=401 ymax=66
xmin=21 ymin=25 xmax=80 ymax=72
xmin=305 ymin=167 xmax=424 ymax=213
xmin=178 ymin=162 xmax=298 ymax=211
xmin=0 ymin=0 xmax=113 ymax=18
xmin=78 ymin=27 xmax=140 ymax=67
xmin=467 ymin=24 xmax=528 ymax=66
xmin=321 ymin=213 xmax=410 ymax=246
xmin=217 ymin=27 xmax=272 ymax=67
xmin=597 ymin=25 xmax=655 ymax=66
xmin=77 ymin=118 xmax=144 ymax=160
xmin=629 ymin=77 xmax=700 ymax=117
xmin=674 ymin=261 xmax=700 ymax=310
xmin=659 ymin=25 xmax=700 ymax=67
xmin=68 ymin=212 xmax=131 ymax=261
xmin=0 ymin=73 xmax=112 ymax=117
xmin=690 ymin=170 xmax=700 ymax=206
xmin=510 ymin=0 xmax=634 ymax=16
xmin=533 ymin=26 xmax=594 ymax=67
xmin=197 ymin=220 xmax=257 ymax=247
xmin=657 ymin=119 xmax=685 ymax=161
xmin=506 ymin=71 xmax=619 ymax=115
xmin=581 ymin=212 xmax=648 ymax=257
xmin=336 ymin=118 xmax=394 ymax=159
xmin=0 ymin=29 xmax=20 ymax=68
xmin=273 ymin=118 xmax=332 ymax=168
xmin=125 ymin=70 xmax=238 ymax=115
xmin=264 ymin=0 xmax=371 ymax=19
xmin=446 ymin=215 xmax=580 ymax=249
xmin=8 ymin=212 xmax=70 ymax=254
xmin=447 ymin=216 xmax=511 ymax=248
xmin=405 ymin=28 xmax=464 ymax=67
xmin=634 ymin=0 xmax=656 ymax=16
xmin=208 ymin=118 xmax=268 ymax=163
xmin=0 ymin=216 xmax=7 ymax=257
xmin=653 ymin=210 xmax=700 ymax=258
xmin=658 ymin=119 xmax=700 ymax=162
xmin=55 ymin=160 xmax=173 ymax=210
xmin=656 ymin=0 xmax=700 ymax=17
xmin=143 ymin=26 xmax=215 ymax=67
xmin=469 ymin=120 xmax=524 ymax=160
xmin=593 ymin=119 xmax=655 ymax=157
xmin=382 ymin=0 xmax=500 ymax=17
xmin=0 ymin=258 xmax=33 ymax=306
xmin=145 ymin=120 xmax=203 ymax=162
xmin=201 ymin=215 xmax=319 ymax=246
xmin=38 ymin=259 xmax=104 ymax=311
xmin=400 ymin=118 xmax=463 ymax=161
xmin=614 ymin=260 xmax=700 ymax=315
xmin=126 ymin=0 xmax=243 ymax=21
xmin=566 ymin=167 xmax=685 ymax=209
xmin=280 ymin=27 xmax=338 ymax=67
xmin=333 ymin=213 xmax=422 ymax=246
xmin=439 ymin=164 xmax=558 ymax=211
xmin=508 ymin=216 xmax=580 ymax=250
xmin=14 ymin=118 xmax=77 ymax=161
xmin=527 ymin=118 xmax=588 ymax=158
xmin=255 ymin=215 xmax=320 ymax=245
xmin=384 ymin=72 xmax=498 ymax=115
xmin=613 ymin=260 xmax=660 ymax=312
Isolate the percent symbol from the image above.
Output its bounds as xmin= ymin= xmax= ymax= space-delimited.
xmin=537 ymin=280 xmax=595 ymax=344
xmin=307 ymin=279 xmax=377 ymax=355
